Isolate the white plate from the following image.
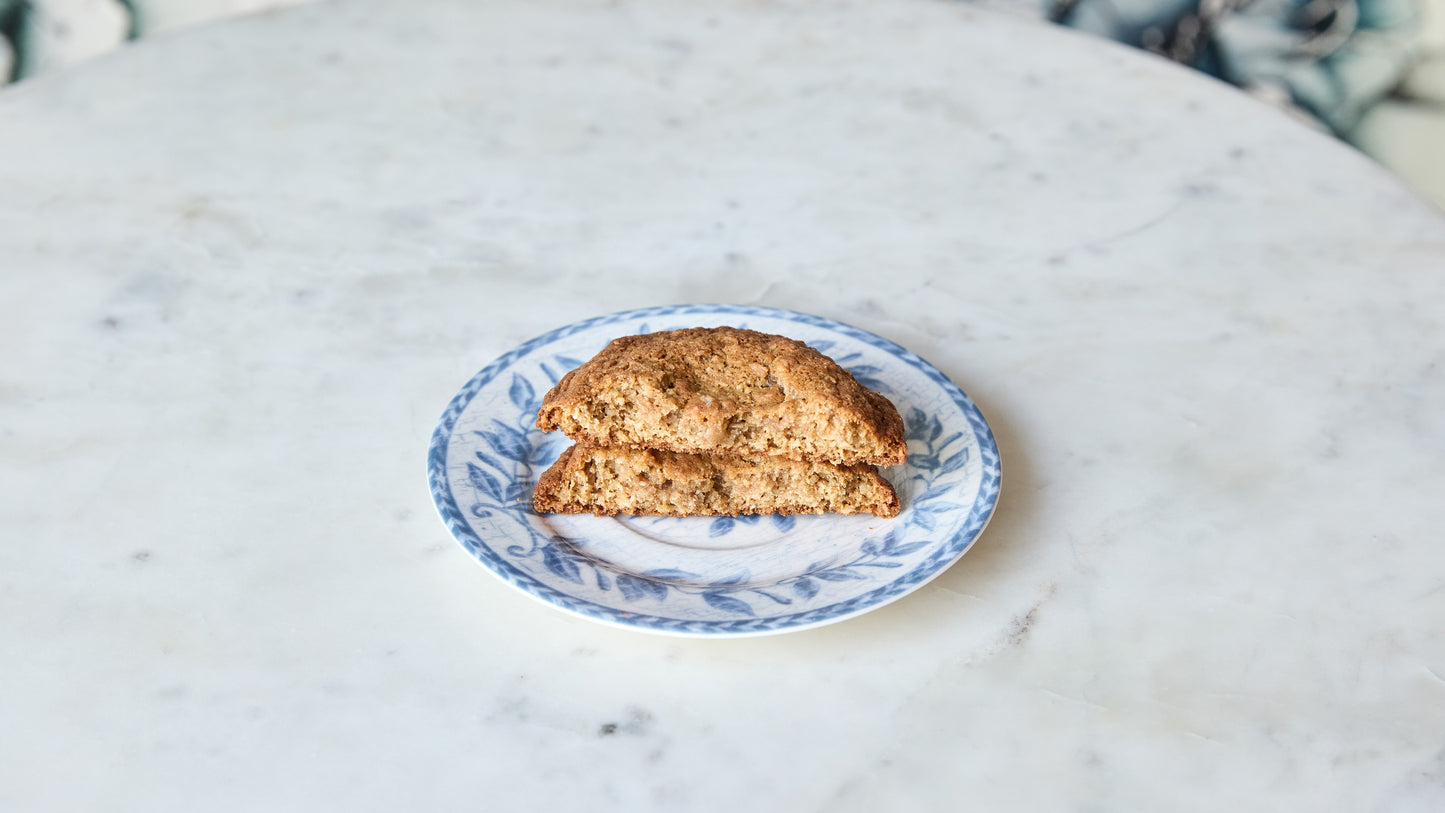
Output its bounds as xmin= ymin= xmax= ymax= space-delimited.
xmin=428 ymin=305 xmax=1001 ymax=637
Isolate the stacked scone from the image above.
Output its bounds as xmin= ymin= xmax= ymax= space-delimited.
xmin=532 ymin=327 xmax=905 ymax=518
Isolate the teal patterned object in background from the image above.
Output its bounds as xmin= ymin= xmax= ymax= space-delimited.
xmin=0 ymin=0 xmax=303 ymax=83
xmin=1042 ymin=0 xmax=1445 ymax=207
xmin=1049 ymin=0 xmax=1425 ymax=136
xmin=0 ymin=0 xmax=134 ymax=83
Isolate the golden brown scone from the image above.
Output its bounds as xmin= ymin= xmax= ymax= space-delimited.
xmin=533 ymin=442 xmax=901 ymax=518
xmin=535 ymin=327 xmax=907 ymax=466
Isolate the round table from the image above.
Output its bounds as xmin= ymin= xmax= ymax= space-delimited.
xmin=4 ymin=0 xmax=1444 ymax=809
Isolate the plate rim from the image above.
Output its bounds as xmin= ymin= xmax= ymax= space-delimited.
xmin=427 ymin=304 xmax=1002 ymax=637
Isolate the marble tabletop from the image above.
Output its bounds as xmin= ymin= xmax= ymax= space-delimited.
xmin=3 ymin=0 xmax=1444 ymax=809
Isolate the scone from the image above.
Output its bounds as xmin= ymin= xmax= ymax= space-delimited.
xmin=533 ymin=442 xmax=901 ymax=518
xmin=535 ymin=327 xmax=906 ymax=466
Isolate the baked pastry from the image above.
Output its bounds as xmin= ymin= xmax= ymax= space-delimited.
xmin=533 ymin=442 xmax=901 ymax=517
xmin=535 ymin=327 xmax=906 ymax=466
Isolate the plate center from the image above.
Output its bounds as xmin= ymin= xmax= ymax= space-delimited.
xmin=541 ymin=511 xmax=886 ymax=587
xmin=610 ymin=515 xmax=787 ymax=551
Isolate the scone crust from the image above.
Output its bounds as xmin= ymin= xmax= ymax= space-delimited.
xmin=532 ymin=443 xmax=579 ymax=514
xmin=535 ymin=326 xmax=907 ymax=466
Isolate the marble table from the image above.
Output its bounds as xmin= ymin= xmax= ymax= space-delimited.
xmin=4 ymin=0 xmax=1444 ymax=809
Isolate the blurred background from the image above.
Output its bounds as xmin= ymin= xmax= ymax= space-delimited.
xmin=1 ymin=0 xmax=1441 ymax=209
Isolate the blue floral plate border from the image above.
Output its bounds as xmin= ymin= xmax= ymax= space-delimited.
xmin=427 ymin=305 xmax=1001 ymax=637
